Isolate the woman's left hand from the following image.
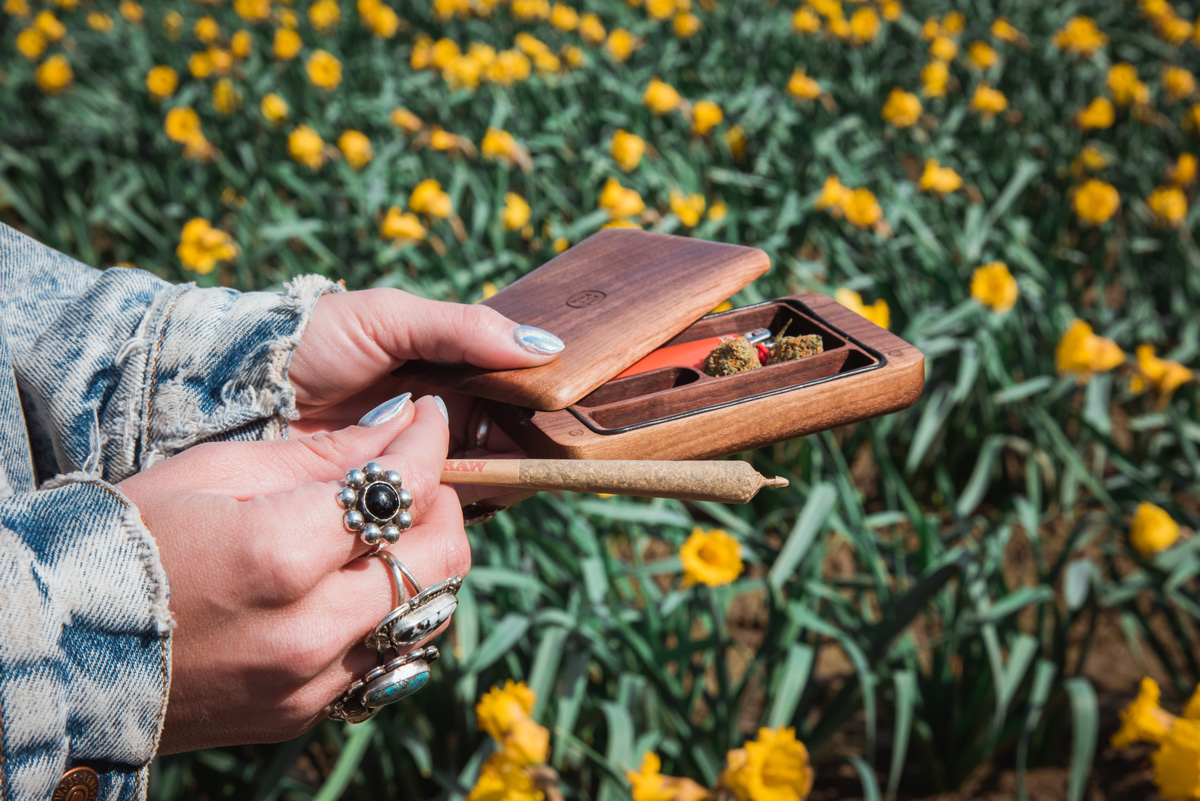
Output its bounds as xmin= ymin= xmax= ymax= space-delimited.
xmin=288 ymin=288 xmax=561 ymax=446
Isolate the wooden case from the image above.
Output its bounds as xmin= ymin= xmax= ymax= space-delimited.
xmin=400 ymin=230 xmax=924 ymax=461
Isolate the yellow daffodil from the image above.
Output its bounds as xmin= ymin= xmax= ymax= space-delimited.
xmin=692 ymin=100 xmax=723 ymax=136
xmin=970 ymin=262 xmax=1018 ymax=313
xmin=880 ymin=0 xmax=901 ymax=22
xmin=206 ymin=47 xmax=233 ymax=76
xmin=338 ymin=130 xmax=373 ymax=170
xmin=835 ymin=288 xmax=890 ymax=329
xmin=787 ymin=69 xmax=821 ymax=101
xmin=1131 ymin=345 xmax=1194 ymax=400
xmin=502 ymin=192 xmax=531 ymax=231
xmin=708 ymin=200 xmax=729 ymax=222
xmin=1053 ymin=16 xmax=1107 ymax=55
xmin=306 ymin=49 xmax=342 ymax=90
xmin=233 ymin=0 xmax=270 ymax=22
xmin=194 ymin=15 xmax=220 ymax=43
xmin=364 ymin=4 xmax=399 ymax=37
xmin=1167 ymin=153 xmax=1197 ymax=186
xmin=391 ymin=107 xmax=422 ymax=134
xmin=1163 ymin=67 xmax=1196 ymax=103
xmin=548 ymin=1 xmax=577 ymax=30
xmin=231 ymin=30 xmax=252 ymax=59
xmin=815 ymin=175 xmax=853 ymax=212
xmin=4 ymin=0 xmax=31 ymax=17
xmin=33 ymin=9 xmax=64 ymax=40
xmin=164 ymin=107 xmax=201 ymax=143
xmin=163 ymin=10 xmax=183 ymax=38
xmin=991 ymin=17 xmax=1021 ymax=43
xmin=553 ymin=237 xmax=569 ymax=252
xmin=643 ymin=77 xmax=682 ymax=115
xmin=720 ymin=727 xmax=814 ymax=801
xmin=579 ymin=13 xmax=605 ymax=43
xmin=967 ymin=41 xmax=998 ymax=70
xmin=273 ymin=28 xmax=301 ymax=59
xmin=919 ymin=159 xmax=962 ymax=194
xmin=476 ymin=680 xmax=536 ymax=741
xmin=261 ymin=93 xmax=288 ymax=123
xmin=119 ymin=0 xmax=143 ymax=23
xmin=145 ymin=66 xmax=178 ymax=100
xmin=1113 ymin=677 xmax=1175 ymax=746
xmin=1108 ymin=63 xmax=1149 ymax=106
xmin=725 ymin=125 xmax=747 ymax=160
xmin=562 ymin=45 xmax=584 ymax=68
xmin=15 ymin=28 xmax=46 ymax=60
xmin=645 ymin=0 xmax=672 ymax=20
xmin=1153 ymin=718 xmax=1200 ymax=801
xmin=881 ymin=87 xmax=921 ymax=128
xmin=970 ymin=84 xmax=1008 ymax=118
xmin=599 ymin=177 xmax=645 ymax=218
xmin=680 ymin=527 xmax=743 ymax=587
xmin=920 ymin=61 xmax=949 ymax=98
xmin=482 ymin=127 xmax=522 ymax=165
xmin=627 ymin=752 xmax=709 ymax=801
xmin=928 ymin=35 xmax=957 ymax=62
xmin=1131 ymin=502 xmax=1182 ymax=556
xmin=288 ymin=124 xmax=326 ymax=170
xmin=942 ymin=11 xmax=964 ymax=35
xmin=87 ymin=11 xmax=113 ymax=32
xmin=1076 ymin=97 xmax=1115 ymax=131
xmin=212 ymin=78 xmax=242 ymax=115
xmin=791 ymin=6 xmax=820 ymax=34
xmin=919 ymin=17 xmax=940 ymax=40
xmin=467 ymin=752 xmax=542 ymax=801
xmin=1072 ymin=179 xmax=1120 ymax=225
xmin=176 ymin=218 xmax=238 ymax=274
xmin=380 ymin=207 xmax=426 ymax=241
xmin=848 ymin=7 xmax=879 ymax=44
xmin=1071 ymin=145 xmax=1109 ymax=175
xmin=35 ymin=54 xmax=73 ymax=95
xmin=1147 ymin=186 xmax=1187 ymax=227
xmin=605 ymin=28 xmax=636 ymax=61
xmin=308 ymin=0 xmax=340 ymax=31
xmin=673 ymin=11 xmax=701 ymax=38
xmin=844 ymin=188 xmax=882 ymax=228
xmin=409 ymin=178 xmax=452 ymax=218
xmin=610 ymin=129 xmax=645 ymax=171
xmin=1055 ymin=319 xmax=1124 ymax=375
xmin=669 ymin=190 xmax=705 ymax=227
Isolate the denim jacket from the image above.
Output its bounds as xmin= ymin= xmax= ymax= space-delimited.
xmin=0 ymin=223 xmax=335 ymax=800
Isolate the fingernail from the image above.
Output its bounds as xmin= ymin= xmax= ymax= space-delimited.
xmin=432 ymin=395 xmax=449 ymax=425
xmin=359 ymin=393 xmax=412 ymax=427
xmin=514 ymin=325 xmax=564 ymax=355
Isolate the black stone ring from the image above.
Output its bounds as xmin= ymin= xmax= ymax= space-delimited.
xmin=336 ymin=462 xmax=414 ymax=546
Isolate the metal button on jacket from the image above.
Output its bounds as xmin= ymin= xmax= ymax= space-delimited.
xmin=53 ymin=767 xmax=100 ymax=801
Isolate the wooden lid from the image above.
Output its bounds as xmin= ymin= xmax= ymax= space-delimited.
xmin=399 ymin=229 xmax=770 ymax=411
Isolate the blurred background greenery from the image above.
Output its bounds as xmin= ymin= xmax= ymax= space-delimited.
xmin=3 ymin=0 xmax=1200 ymax=798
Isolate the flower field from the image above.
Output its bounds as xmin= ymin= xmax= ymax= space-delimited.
xmin=4 ymin=0 xmax=1200 ymax=797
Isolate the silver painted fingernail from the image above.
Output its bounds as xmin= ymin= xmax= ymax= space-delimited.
xmin=432 ymin=395 xmax=449 ymax=425
xmin=359 ymin=393 xmax=412 ymax=427
xmin=514 ymin=325 xmax=564 ymax=355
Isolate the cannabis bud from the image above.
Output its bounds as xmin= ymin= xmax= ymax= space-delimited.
xmin=702 ymin=336 xmax=761 ymax=376
xmin=767 ymin=334 xmax=823 ymax=364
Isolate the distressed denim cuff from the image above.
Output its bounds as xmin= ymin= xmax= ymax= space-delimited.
xmin=135 ymin=274 xmax=340 ymax=469
xmin=18 ymin=268 xmax=340 ymax=482
xmin=0 ymin=475 xmax=170 ymax=801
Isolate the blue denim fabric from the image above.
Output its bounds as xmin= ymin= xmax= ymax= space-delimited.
xmin=0 ymin=223 xmax=336 ymax=800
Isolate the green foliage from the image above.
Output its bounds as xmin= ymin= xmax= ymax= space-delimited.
xmin=4 ymin=0 xmax=1200 ymax=798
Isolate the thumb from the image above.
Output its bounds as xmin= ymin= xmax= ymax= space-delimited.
xmin=347 ymin=288 xmax=565 ymax=369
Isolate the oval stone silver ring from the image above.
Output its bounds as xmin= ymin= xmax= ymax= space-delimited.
xmin=337 ymin=461 xmax=414 ymax=546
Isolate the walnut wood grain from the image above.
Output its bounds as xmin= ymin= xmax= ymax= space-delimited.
xmin=397 ymin=229 xmax=770 ymax=411
xmin=484 ymin=293 xmax=925 ymax=460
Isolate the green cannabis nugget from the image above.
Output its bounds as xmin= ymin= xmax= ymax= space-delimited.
xmin=702 ymin=336 xmax=760 ymax=376
xmin=767 ymin=333 xmax=823 ymax=365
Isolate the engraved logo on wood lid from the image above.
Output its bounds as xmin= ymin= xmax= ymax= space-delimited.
xmin=53 ymin=767 xmax=100 ymax=801
xmin=566 ymin=290 xmax=606 ymax=309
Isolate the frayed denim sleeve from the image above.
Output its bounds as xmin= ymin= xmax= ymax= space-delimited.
xmin=0 ymin=476 xmax=171 ymax=801
xmin=9 ymin=226 xmax=338 ymax=484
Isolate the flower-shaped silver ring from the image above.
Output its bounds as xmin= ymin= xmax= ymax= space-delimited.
xmin=337 ymin=461 xmax=414 ymax=546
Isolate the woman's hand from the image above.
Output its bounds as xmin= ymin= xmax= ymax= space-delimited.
xmin=288 ymin=289 xmax=563 ymax=445
xmin=120 ymin=396 xmax=460 ymax=753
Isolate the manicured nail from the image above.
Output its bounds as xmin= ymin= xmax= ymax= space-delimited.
xmin=432 ymin=395 xmax=449 ymax=425
xmin=359 ymin=393 xmax=412 ymax=427
xmin=514 ymin=325 xmax=564 ymax=355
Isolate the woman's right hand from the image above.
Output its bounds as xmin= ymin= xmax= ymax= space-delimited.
xmin=118 ymin=394 xmax=465 ymax=754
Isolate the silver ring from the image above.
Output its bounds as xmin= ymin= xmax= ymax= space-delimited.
xmin=338 ymin=461 xmax=414 ymax=546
